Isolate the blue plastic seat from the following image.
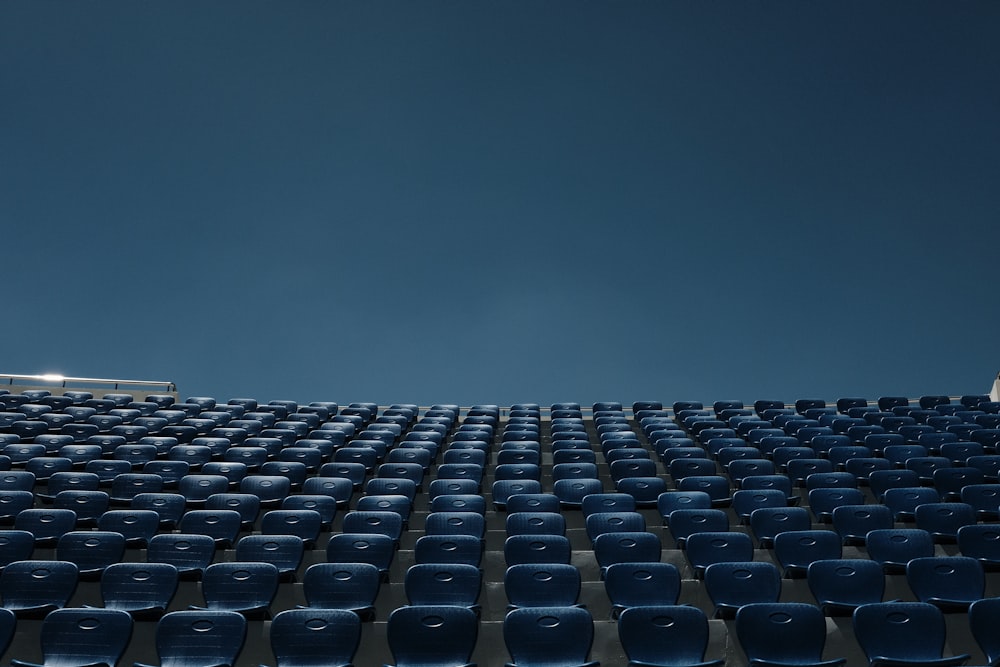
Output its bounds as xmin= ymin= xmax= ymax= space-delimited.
xmin=506 ymin=494 xmax=561 ymax=514
xmin=504 ymin=534 xmax=572 ymax=566
xmin=704 ymin=561 xmax=781 ymax=619
xmin=98 ymin=561 xmax=179 ymax=618
xmin=594 ymin=531 xmax=662 ymax=576
xmin=263 ymin=608 xmax=361 ymax=667
xmin=178 ymin=475 xmax=230 ymax=507
xmin=234 ymin=534 xmax=304 ymax=581
xmin=913 ymin=502 xmax=976 ymax=543
xmin=807 ymin=487 xmax=865 ymax=523
xmin=667 ymin=508 xmax=730 ymax=548
xmin=260 ymin=509 xmax=321 ymax=546
xmin=56 ymin=530 xmax=126 ymax=580
xmin=618 ymin=605 xmax=723 ymax=667
xmin=968 ymin=597 xmax=1000 ymax=667
xmin=135 ymin=610 xmax=247 ymax=667
xmin=301 ymin=477 xmax=354 ymax=508
xmin=585 ymin=511 xmax=646 ymax=544
xmin=192 ymin=561 xmax=279 ymax=619
xmin=604 ymin=562 xmax=681 ymax=616
xmin=506 ymin=512 xmax=565 ymax=537
xmin=0 ymin=559 xmax=78 ymax=617
xmin=364 ymin=477 xmax=416 ymax=501
xmin=505 ymin=563 xmax=581 ymax=609
xmin=883 ymin=487 xmax=941 ymax=522
xmin=146 ymin=533 xmax=216 ymax=579
xmin=807 ymin=558 xmax=886 ymax=616
xmin=749 ymin=506 xmax=812 ymax=548
xmin=504 ymin=606 xmax=597 ymax=667
xmin=405 ymin=562 xmax=481 ymax=612
xmin=735 ymin=602 xmax=845 ymax=667
xmin=326 ymin=533 xmax=395 ymax=579
xmin=238 ymin=475 xmax=291 ymax=508
xmin=15 ymin=508 xmax=78 ymax=547
xmin=385 ymin=605 xmax=478 ymax=667
xmin=866 ymin=528 xmax=935 ymax=573
xmin=685 ymin=531 xmax=754 ymax=579
xmin=9 ymin=607 xmax=133 ymax=667
xmin=299 ymin=562 xmax=379 ymax=620
xmin=772 ymin=529 xmax=842 ymax=578
xmin=616 ymin=477 xmax=670 ymax=508
xmin=0 ymin=471 xmax=36 ymax=493
xmin=414 ymin=534 xmax=483 ymax=568
xmin=852 ymin=602 xmax=970 ymax=667
xmin=831 ymin=504 xmax=893 ymax=546
xmin=425 ymin=511 xmax=486 ymax=539
xmin=132 ymin=492 xmax=187 ymax=529
xmin=177 ymin=510 xmax=241 ymax=548
xmin=732 ymin=489 xmax=788 ymax=523
xmin=342 ymin=510 xmax=404 ymax=544
xmin=905 ymin=556 xmax=984 ymax=612
xmin=427 ymin=494 xmax=485 ymax=516
xmin=957 ymin=524 xmax=1000 ymax=571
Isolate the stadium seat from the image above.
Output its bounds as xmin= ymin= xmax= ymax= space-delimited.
xmin=866 ymin=529 xmax=935 ymax=574
xmin=604 ymin=562 xmax=682 ymax=616
xmin=299 ymin=562 xmax=380 ymax=621
xmin=503 ymin=606 xmax=598 ymax=667
xmin=704 ymin=561 xmax=781 ymax=619
xmin=505 ymin=563 xmax=581 ymax=609
xmin=263 ymin=608 xmax=361 ymax=667
xmin=905 ymin=556 xmax=984 ymax=612
xmin=852 ymin=602 xmax=969 ymax=667
xmin=146 ymin=534 xmax=216 ymax=579
xmin=97 ymin=561 xmax=179 ymax=618
xmin=234 ymin=534 xmax=304 ymax=580
xmin=685 ymin=531 xmax=754 ymax=579
xmin=772 ymin=530 xmax=842 ymax=578
xmin=504 ymin=534 xmax=572 ymax=566
xmin=807 ymin=558 xmax=887 ymax=616
xmin=192 ymin=561 xmax=279 ymax=619
xmin=0 ymin=560 xmax=78 ymax=618
xmin=735 ymin=602 xmax=845 ymax=667
xmin=9 ymin=607 xmax=133 ymax=667
xmin=326 ymin=533 xmax=395 ymax=579
xmin=618 ymin=605 xmax=723 ymax=667
xmin=405 ymin=562 xmax=482 ymax=612
xmin=385 ymin=605 xmax=478 ymax=667
xmin=135 ymin=610 xmax=247 ymax=667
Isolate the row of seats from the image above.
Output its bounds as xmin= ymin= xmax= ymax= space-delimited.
xmin=2 ymin=390 xmax=999 ymax=667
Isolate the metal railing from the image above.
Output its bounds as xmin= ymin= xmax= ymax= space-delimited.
xmin=0 ymin=373 xmax=176 ymax=393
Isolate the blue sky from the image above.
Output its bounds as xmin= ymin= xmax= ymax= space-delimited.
xmin=2 ymin=2 xmax=999 ymax=408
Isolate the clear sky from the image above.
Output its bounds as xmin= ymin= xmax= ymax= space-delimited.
xmin=3 ymin=1 xmax=999 ymax=408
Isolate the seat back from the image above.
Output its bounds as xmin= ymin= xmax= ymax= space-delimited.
xmin=505 ymin=563 xmax=581 ymax=608
xmin=101 ymin=562 xmax=179 ymax=616
xmin=807 ymin=558 xmax=885 ymax=615
xmin=386 ymin=605 xmax=478 ymax=667
xmin=853 ymin=602 xmax=967 ymax=666
xmin=736 ymin=603 xmax=839 ymax=666
xmin=604 ymin=562 xmax=681 ymax=613
xmin=618 ymin=605 xmax=717 ymax=667
xmin=154 ymin=610 xmax=247 ymax=667
xmin=503 ymin=606 xmax=594 ymax=667
xmin=268 ymin=608 xmax=361 ymax=667
xmin=37 ymin=608 xmax=133 ymax=667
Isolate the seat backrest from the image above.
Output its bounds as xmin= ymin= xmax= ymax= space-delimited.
xmin=301 ymin=562 xmax=380 ymax=620
xmin=505 ymin=563 xmax=581 ymax=608
xmin=503 ymin=534 xmax=572 ymax=566
xmin=807 ymin=558 xmax=885 ymax=614
xmin=736 ymin=603 xmax=839 ymax=666
xmin=146 ymin=533 xmax=216 ymax=577
xmin=704 ymin=561 xmax=781 ymax=618
xmin=853 ymin=602 xmax=967 ymax=666
xmin=905 ymin=556 xmax=984 ymax=610
xmin=268 ymin=608 xmax=361 ymax=667
xmin=325 ymin=533 xmax=395 ymax=574
xmin=865 ymin=529 xmax=935 ymax=573
xmin=593 ymin=531 xmax=662 ymax=572
xmin=424 ymin=511 xmax=486 ymax=539
xmin=405 ymin=563 xmax=482 ymax=608
xmin=200 ymin=562 xmax=279 ymax=615
xmin=970 ymin=597 xmax=1000 ymax=666
xmin=234 ymin=535 xmax=305 ymax=577
xmin=387 ymin=606 xmax=479 ymax=665
xmin=666 ymin=509 xmax=730 ymax=547
xmin=0 ymin=559 xmax=78 ymax=614
xmin=503 ymin=606 xmax=594 ymax=667
xmin=37 ymin=608 xmax=133 ymax=667
xmin=414 ymin=534 xmax=483 ymax=568
xmin=56 ymin=530 xmax=127 ymax=577
xmin=684 ymin=531 xmax=754 ymax=578
xmin=618 ymin=605 xmax=717 ymax=667
xmin=154 ymin=610 xmax=247 ymax=667
xmin=772 ymin=530 xmax=842 ymax=577
xmin=604 ymin=562 xmax=681 ymax=612
xmin=101 ymin=561 xmax=179 ymax=616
